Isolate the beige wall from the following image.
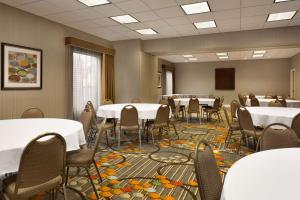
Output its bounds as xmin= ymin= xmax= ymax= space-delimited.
xmin=175 ymin=59 xmax=291 ymax=103
xmin=291 ymin=53 xmax=300 ymax=99
xmin=0 ymin=3 xmax=111 ymax=119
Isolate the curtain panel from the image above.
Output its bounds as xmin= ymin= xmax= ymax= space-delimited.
xmin=102 ymin=54 xmax=115 ymax=103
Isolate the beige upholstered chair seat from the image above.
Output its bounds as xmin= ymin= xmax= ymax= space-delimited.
xmin=66 ymin=149 xmax=94 ymax=166
xmin=3 ymin=175 xmax=62 ymax=199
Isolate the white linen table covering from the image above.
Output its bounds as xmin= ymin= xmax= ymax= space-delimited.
xmin=0 ymin=118 xmax=85 ymax=176
xmin=246 ymin=107 xmax=300 ymax=127
xmin=97 ymin=103 xmax=167 ymax=119
xmin=246 ymin=98 xmax=300 ymax=107
xmin=174 ymin=98 xmax=215 ymax=107
xmin=221 ymin=148 xmax=300 ymax=200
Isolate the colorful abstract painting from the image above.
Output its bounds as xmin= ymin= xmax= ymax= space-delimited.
xmin=1 ymin=43 xmax=42 ymax=90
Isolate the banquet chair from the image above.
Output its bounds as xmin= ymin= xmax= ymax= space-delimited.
xmin=277 ymin=99 xmax=287 ymax=107
xmin=268 ymin=101 xmax=282 ymax=107
xmin=249 ymin=93 xmax=255 ymax=99
xmin=230 ymin=100 xmax=240 ymax=122
xmin=21 ymin=108 xmax=44 ymax=118
xmin=168 ymin=97 xmax=185 ymax=119
xmin=65 ymin=120 xmax=105 ymax=200
xmin=79 ymin=105 xmax=93 ymax=140
xmin=203 ymin=98 xmax=221 ymax=122
xmin=291 ymin=113 xmax=300 ymax=142
xmin=237 ymin=107 xmax=262 ymax=152
xmin=194 ymin=140 xmax=222 ymax=200
xmin=2 ymin=133 xmax=67 ymax=200
xmin=259 ymin=123 xmax=299 ymax=151
xmin=131 ymin=98 xmax=141 ymax=103
xmin=103 ymin=99 xmax=113 ymax=105
xmin=145 ymin=105 xmax=170 ymax=144
xmin=223 ymin=108 xmax=241 ymax=148
xmin=250 ymin=97 xmax=260 ymax=107
xmin=209 ymin=94 xmax=215 ymax=99
xmin=238 ymin=94 xmax=247 ymax=106
xmin=187 ymin=98 xmax=200 ymax=122
xmin=119 ymin=105 xmax=141 ymax=148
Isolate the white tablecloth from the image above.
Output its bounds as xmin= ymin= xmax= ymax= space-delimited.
xmin=246 ymin=98 xmax=300 ymax=107
xmin=97 ymin=103 xmax=167 ymax=119
xmin=221 ymin=148 xmax=300 ymax=200
xmin=0 ymin=118 xmax=86 ymax=176
xmin=246 ymin=107 xmax=300 ymax=127
xmin=174 ymin=98 xmax=215 ymax=107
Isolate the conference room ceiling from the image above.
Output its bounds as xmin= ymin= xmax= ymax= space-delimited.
xmin=1 ymin=0 xmax=300 ymax=41
xmin=158 ymin=47 xmax=300 ymax=63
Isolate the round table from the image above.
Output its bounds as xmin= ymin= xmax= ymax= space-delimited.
xmin=221 ymin=148 xmax=300 ymax=200
xmin=0 ymin=118 xmax=85 ymax=176
xmin=246 ymin=107 xmax=300 ymax=127
xmin=246 ymin=99 xmax=300 ymax=107
xmin=97 ymin=103 xmax=167 ymax=119
xmin=174 ymin=98 xmax=215 ymax=107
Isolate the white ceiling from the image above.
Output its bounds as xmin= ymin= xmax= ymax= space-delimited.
xmin=1 ymin=0 xmax=300 ymax=41
xmin=158 ymin=47 xmax=300 ymax=63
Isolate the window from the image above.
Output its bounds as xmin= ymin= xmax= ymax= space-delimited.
xmin=73 ymin=49 xmax=101 ymax=119
xmin=166 ymin=70 xmax=173 ymax=95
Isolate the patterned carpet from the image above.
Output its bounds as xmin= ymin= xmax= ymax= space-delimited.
xmin=61 ymin=116 xmax=252 ymax=200
xmin=29 ymin=115 xmax=253 ymax=200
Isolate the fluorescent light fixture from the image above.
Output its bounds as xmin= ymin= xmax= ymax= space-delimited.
xmin=189 ymin=58 xmax=198 ymax=61
xmin=216 ymin=52 xmax=227 ymax=56
xmin=274 ymin=0 xmax=290 ymax=3
xmin=183 ymin=55 xmax=193 ymax=58
xmin=267 ymin=11 xmax=297 ymax=21
xmin=181 ymin=2 xmax=210 ymax=15
xmin=77 ymin=0 xmax=110 ymax=6
xmin=253 ymin=54 xmax=264 ymax=58
xmin=136 ymin=28 xmax=157 ymax=35
xmin=110 ymin=15 xmax=138 ymax=24
xmin=254 ymin=50 xmax=266 ymax=54
xmin=219 ymin=56 xmax=229 ymax=59
xmin=194 ymin=20 xmax=216 ymax=29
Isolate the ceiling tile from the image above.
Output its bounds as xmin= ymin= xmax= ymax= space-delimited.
xmin=289 ymin=18 xmax=300 ymax=26
xmin=125 ymin=22 xmax=148 ymax=30
xmin=164 ymin=16 xmax=191 ymax=26
xmin=264 ymin=20 xmax=290 ymax=28
xmin=188 ymin=12 xmax=214 ymax=23
xmin=213 ymin=9 xmax=241 ymax=21
xmin=0 ymin=0 xmax=37 ymax=7
xmin=241 ymin=5 xmax=272 ymax=17
xmin=115 ymin=0 xmax=149 ymax=13
xmin=154 ymin=6 xmax=185 ymax=18
xmin=144 ymin=19 xmax=170 ymax=28
xmin=91 ymin=17 xmax=120 ymax=27
xmin=271 ymin=1 xmax=300 ymax=13
xmin=108 ymin=25 xmax=131 ymax=32
xmin=131 ymin=11 xmax=160 ymax=22
xmin=217 ymin=19 xmax=241 ymax=32
xmin=198 ymin=28 xmax=219 ymax=35
xmin=173 ymin=24 xmax=197 ymax=32
xmin=92 ymin=4 xmax=125 ymax=17
xmin=45 ymin=0 xmax=86 ymax=12
xmin=142 ymin=0 xmax=177 ymax=9
xmin=210 ymin=0 xmax=241 ymax=11
xmin=241 ymin=15 xmax=266 ymax=30
xmin=241 ymin=0 xmax=273 ymax=8
xmin=17 ymin=1 xmax=65 ymax=16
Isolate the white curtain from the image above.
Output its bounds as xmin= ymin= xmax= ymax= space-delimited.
xmin=73 ymin=49 xmax=101 ymax=119
xmin=166 ymin=70 xmax=173 ymax=95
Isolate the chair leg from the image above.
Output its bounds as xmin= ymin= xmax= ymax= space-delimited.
xmin=62 ymin=184 xmax=68 ymax=200
xmin=93 ymin=160 xmax=102 ymax=182
xmin=151 ymin=128 xmax=155 ymax=145
xmin=171 ymin=122 xmax=179 ymax=140
xmin=138 ymin=129 xmax=142 ymax=149
xmin=85 ymin=167 xmax=100 ymax=199
xmin=65 ymin=167 xmax=69 ymax=186
xmin=224 ymin=129 xmax=232 ymax=148
xmin=105 ymin=130 xmax=109 ymax=145
xmin=118 ymin=130 xmax=121 ymax=148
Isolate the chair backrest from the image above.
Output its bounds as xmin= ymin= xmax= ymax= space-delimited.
xmin=21 ymin=108 xmax=44 ymax=118
xmin=220 ymin=96 xmax=224 ymax=107
xmin=92 ymin=120 xmax=106 ymax=156
xmin=212 ymin=97 xmax=221 ymax=110
xmin=230 ymin=100 xmax=240 ymax=120
xmin=249 ymin=93 xmax=255 ymax=99
xmin=223 ymin=108 xmax=232 ymax=128
xmin=120 ymin=105 xmax=139 ymax=128
xmin=79 ymin=105 xmax=93 ymax=137
xmin=268 ymin=101 xmax=282 ymax=107
xmin=15 ymin=133 xmax=66 ymax=194
xmin=131 ymin=98 xmax=141 ymax=103
xmin=250 ymin=97 xmax=260 ymax=107
xmin=103 ymin=99 xmax=113 ymax=105
xmin=194 ymin=141 xmax=222 ymax=200
xmin=154 ymin=105 xmax=170 ymax=125
xmin=237 ymin=107 xmax=255 ymax=132
xmin=291 ymin=113 xmax=300 ymax=139
xmin=86 ymin=101 xmax=98 ymax=124
xmin=277 ymin=99 xmax=287 ymax=107
xmin=238 ymin=94 xmax=246 ymax=106
xmin=168 ymin=97 xmax=176 ymax=110
xmin=259 ymin=123 xmax=299 ymax=151
xmin=159 ymin=99 xmax=169 ymax=105
xmin=188 ymin=98 xmax=200 ymax=113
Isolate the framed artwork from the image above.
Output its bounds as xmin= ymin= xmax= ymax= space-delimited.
xmin=1 ymin=43 xmax=42 ymax=90
xmin=157 ymin=72 xmax=162 ymax=88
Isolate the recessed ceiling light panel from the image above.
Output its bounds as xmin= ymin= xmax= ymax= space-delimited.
xmin=253 ymin=54 xmax=264 ymax=58
xmin=254 ymin=50 xmax=266 ymax=54
xmin=181 ymin=2 xmax=210 ymax=15
xmin=183 ymin=55 xmax=193 ymax=58
xmin=136 ymin=28 xmax=157 ymax=35
xmin=274 ymin=0 xmax=290 ymax=3
xmin=194 ymin=20 xmax=216 ymax=29
xmin=267 ymin=11 xmax=297 ymax=21
xmin=78 ymin=0 xmax=110 ymax=7
xmin=216 ymin=52 xmax=227 ymax=56
xmin=219 ymin=56 xmax=229 ymax=59
xmin=189 ymin=58 xmax=198 ymax=61
xmin=110 ymin=15 xmax=138 ymax=24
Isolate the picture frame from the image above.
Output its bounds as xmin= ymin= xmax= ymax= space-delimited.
xmin=1 ymin=43 xmax=42 ymax=90
xmin=157 ymin=72 xmax=162 ymax=88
